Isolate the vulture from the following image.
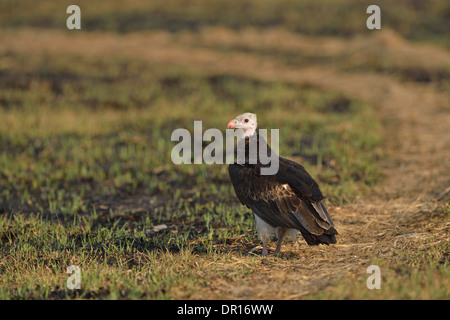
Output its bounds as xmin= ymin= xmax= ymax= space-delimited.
xmin=227 ymin=112 xmax=338 ymax=256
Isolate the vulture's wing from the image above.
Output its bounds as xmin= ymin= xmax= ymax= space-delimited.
xmin=276 ymin=157 xmax=336 ymax=229
xmin=275 ymin=157 xmax=323 ymax=202
xmin=228 ymin=162 xmax=337 ymax=245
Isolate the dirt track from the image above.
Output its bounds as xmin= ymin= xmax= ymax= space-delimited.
xmin=1 ymin=28 xmax=449 ymax=298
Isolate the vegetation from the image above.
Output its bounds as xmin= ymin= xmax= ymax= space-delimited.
xmin=1 ymin=0 xmax=449 ymax=48
xmin=0 ymin=0 xmax=448 ymax=299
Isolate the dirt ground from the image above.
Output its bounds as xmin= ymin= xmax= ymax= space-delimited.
xmin=204 ymin=30 xmax=450 ymax=298
xmin=222 ymin=31 xmax=450 ymax=298
xmin=1 ymin=28 xmax=449 ymax=299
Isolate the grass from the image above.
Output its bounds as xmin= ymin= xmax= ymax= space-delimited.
xmin=0 ymin=49 xmax=383 ymax=299
xmin=0 ymin=212 xmax=263 ymax=299
xmin=311 ymin=241 xmax=449 ymax=300
xmin=0 ymin=0 xmax=449 ymax=300
xmin=0 ymin=52 xmax=382 ymax=209
xmin=1 ymin=0 xmax=449 ymax=48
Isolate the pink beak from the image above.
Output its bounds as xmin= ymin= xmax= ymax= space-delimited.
xmin=227 ymin=119 xmax=236 ymax=129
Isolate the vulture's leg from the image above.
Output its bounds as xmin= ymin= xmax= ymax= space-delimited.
xmin=274 ymin=239 xmax=283 ymax=255
xmin=262 ymin=238 xmax=269 ymax=256
xmin=274 ymin=228 xmax=287 ymax=255
xmin=254 ymin=214 xmax=272 ymax=256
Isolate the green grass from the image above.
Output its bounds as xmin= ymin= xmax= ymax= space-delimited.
xmin=0 ymin=52 xmax=382 ymax=209
xmin=0 ymin=211 xmax=261 ymax=299
xmin=1 ymin=0 xmax=448 ymax=300
xmin=0 ymin=49 xmax=384 ymax=298
xmin=1 ymin=0 xmax=449 ymax=48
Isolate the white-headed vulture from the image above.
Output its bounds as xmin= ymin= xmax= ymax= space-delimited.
xmin=227 ymin=113 xmax=338 ymax=256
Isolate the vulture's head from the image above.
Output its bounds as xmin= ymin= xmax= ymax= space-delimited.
xmin=227 ymin=112 xmax=257 ymax=137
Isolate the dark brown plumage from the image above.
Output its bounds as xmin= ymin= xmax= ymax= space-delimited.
xmin=227 ymin=113 xmax=337 ymax=255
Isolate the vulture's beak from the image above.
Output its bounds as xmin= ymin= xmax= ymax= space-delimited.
xmin=227 ymin=119 xmax=236 ymax=129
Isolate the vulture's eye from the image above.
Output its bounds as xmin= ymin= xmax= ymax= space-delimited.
xmin=244 ymin=119 xmax=249 ymax=123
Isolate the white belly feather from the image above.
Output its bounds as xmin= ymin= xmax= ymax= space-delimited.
xmin=254 ymin=214 xmax=299 ymax=242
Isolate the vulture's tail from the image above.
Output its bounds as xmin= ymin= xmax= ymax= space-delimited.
xmin=302 ymin=230 xmax=337 ymax=246
xmin=301 ymin=201 xmax=338 ymax=245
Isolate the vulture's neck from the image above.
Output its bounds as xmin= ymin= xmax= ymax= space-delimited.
xmin=237 ymin=132 xmax=273 ymax=165
xmin=242 ymin=128 xmax=257 ymax=138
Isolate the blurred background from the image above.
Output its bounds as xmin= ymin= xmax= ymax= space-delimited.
xmin=1 ymin=0 xmax=448 ymax=202
xmin=1 ymin=0 xmax=449 ymax=44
